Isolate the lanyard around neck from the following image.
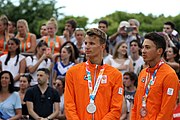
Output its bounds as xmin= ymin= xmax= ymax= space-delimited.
xmin=142 ymin=60 xmax=164 ymax=106
xmin=3 ymin=36 xmax=7 ymax=51
xmin=48 ymin=36 xmax=56 ymax=54
xmin=86 ymin=62 xmax=105 ymax=103
xmin=20 ymin=33 xmax=28 ymax=52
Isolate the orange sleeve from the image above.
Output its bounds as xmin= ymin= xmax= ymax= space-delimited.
xmin=102 ymin=71 xmax=124 ymax=120
xmin=64 ymin=69 xmax=80 ymax=120
xmin=156 ymin=72 xmax=179 ymax=120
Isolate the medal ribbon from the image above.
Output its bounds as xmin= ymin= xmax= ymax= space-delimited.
xmin=142 ymin=60 xmax=164 ymax=107
xmin=48 ymin=36 xmax=56 ymax=54
xmin=86 ymin=61 xmax=105 ymax=104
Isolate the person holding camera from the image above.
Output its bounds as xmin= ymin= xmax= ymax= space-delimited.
xmin=26 ymin=40 xmax=53 ymax=86
xmin=109 ymin=21 xmax=134 ymax=55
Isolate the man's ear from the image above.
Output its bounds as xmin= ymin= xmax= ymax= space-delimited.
xmin=157 ymin=48 xmax=163 ymax=55
xmin=101 ymin=44 xmax=106 ymax=50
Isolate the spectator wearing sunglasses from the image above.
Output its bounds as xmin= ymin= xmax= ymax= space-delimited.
xmin=24 ymin=68 xmax=60 ymax=120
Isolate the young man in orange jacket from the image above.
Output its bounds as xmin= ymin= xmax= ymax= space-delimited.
xmin=64 ymin=28 xmax=124 ymax=120
xmin=130 ymin=32 xmax=179 ymax=120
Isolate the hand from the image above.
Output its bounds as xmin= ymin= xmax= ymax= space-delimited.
xmin=40 ymin=53 xmax=47 ymax=61
xmin=63 ymin=29 xmax=70 ymax=38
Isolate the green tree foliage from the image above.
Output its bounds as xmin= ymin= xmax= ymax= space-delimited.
xmin=0 ymin=0 xmax=63 ymax=37
xmin=58 ymin=15 xmax=88 ymax=35
xmin=92 ymin=11 xmax=180 ymax=36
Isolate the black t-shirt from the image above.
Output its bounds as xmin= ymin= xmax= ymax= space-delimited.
xmin=24 ymin=85 xmax=60 ymax=119
xmin=124 ymin=90 xmax=136 ymax=103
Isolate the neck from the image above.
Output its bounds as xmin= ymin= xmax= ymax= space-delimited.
xmin=58 ymin=90 xmax=64 ymax=96
xmin=1 ymin=87 xmax=9 ymax=93
xmin=77 ymin=42 xmax=83 ymax=48
xmin=19 ymin=33 xmax=26 ymax=38
xmin=50 ymin=34 xmax=55 ymax=38
xmin=62 ymin=58 xmax=70 ymax=65
xmin=126 ymin=85 xmax=136 ymax=92
xmin=10 ymin=52 xmax=16 ymax=58
xmin=148 ymin=57 xmax=161 ymax=68
xmin=38 ymin=84 xmax=48 ymax=91
xmin=36 ymin=54 xmax=41 ymax=59
xmin=118 ymin=54 xmax=125 ymax=59
xmin=131 ymin=52 xmax=139 ymax=61
xmin=168 ymin=58 xmax=175 ymax=62
xmin=19 ymin=89 xmax=26 ymax=94
xmin=89 ymin=57 xmax=103 ymax=65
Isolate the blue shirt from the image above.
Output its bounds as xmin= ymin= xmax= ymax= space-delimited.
xmin=0 ymin=92 xmax=22 ymax=119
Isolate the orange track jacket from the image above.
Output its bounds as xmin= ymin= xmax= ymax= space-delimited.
xmin=65 ymin=60 xmax=124 ymax=120
xmin=131 ymin=63 xmax=179 ymax=120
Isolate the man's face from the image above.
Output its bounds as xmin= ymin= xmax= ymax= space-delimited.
xmin=130 ymin=42 xmax=139 ymax=53
xmin=163 ymin=25 xmax=173 ymax=35
xmin=142 ymin=39 xmax=160 ymax=64
xmin=37 ymin=71 xmax=48 ymax=85
xmin=84 ymin=35 xmax=104 ymax=59
xmin=98 ymin=23 xmax=108 ymax=33
xmin=65 ymin=23 xmax=74 ymax=34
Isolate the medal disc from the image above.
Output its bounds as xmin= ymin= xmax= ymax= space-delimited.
xmin=140 ymin=107 xmax=147 ymax=117
xmin=86 ymin=103 xmax=96 ymax=114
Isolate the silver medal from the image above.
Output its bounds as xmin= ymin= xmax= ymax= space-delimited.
xmin=86 ymin=103 xmax=96 ymax=114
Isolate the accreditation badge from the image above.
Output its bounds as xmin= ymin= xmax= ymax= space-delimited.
xmin=27 ymin=42 xmax=31 ymax=48
xmin=55 ymin=42 xmax=59 ymax=48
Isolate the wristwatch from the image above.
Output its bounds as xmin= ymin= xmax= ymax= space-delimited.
xmin=47 ymin=116 xmax=51 ymax=120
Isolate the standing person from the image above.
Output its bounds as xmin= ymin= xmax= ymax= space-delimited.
xmin=24 ymin=68 xmax=60 ymax=120
xmin=8 ymin=20 xmax=16 ymax=38
xmin=26 ymin=40 xmax=53 ymax=86
xmin=0 ymin=15 xmax=9 ymax=56
xmin=128 ymin=19 xmax=144 ymax=44
xmin=105 ymin=41 xmax=134 ymax=75
xmin=16 ymin=19 xmax=36 ymax=54
xmin=36 ymin=23 xmax=48 ymax=44
xmin=18 ymin=73 xmax=32 ymax=119
xmin=109 ymin=21 xmax=134 ymax=55
xmin=98 ymin=20 xmax=112 ymax=61
xmin=53 ymin=44 xmax=75 ymax=83
xmin=43 ymin=18 xmax=63 ymax=54
xmin=65 ymin=28 xmax=124 ymax=120
xmin=54 ymin=77 xmax=66 ymax=120
xmin=74 ymin=28 xmax=86 ymax=63
xmin=131 ymin=32 xmax=179 ymax=120
xmin=129 ymin=40 xmax=144 ymax=75
xmin=0 ymin=37 xmax=26 ymax=90
xmin=163 ymin=21 xmax=180 ymax=49
xmin=0 ymin=71 xmax=22 ymax=120
xmin=123 ymin=71 xmax=138 ymax=120
xmin=60 ymin=19 xmax=77 ymax=43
